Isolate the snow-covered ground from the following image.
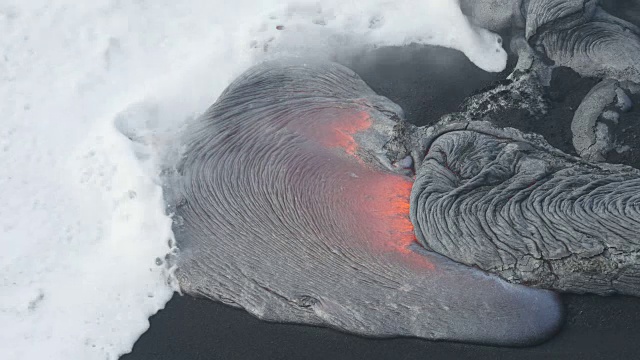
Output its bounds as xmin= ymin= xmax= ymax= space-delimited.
xmin=0 ymin=1 xmax=506 ymax=359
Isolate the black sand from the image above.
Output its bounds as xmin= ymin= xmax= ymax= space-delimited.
xmin=123 ymin=40 xmax=640 ymax=360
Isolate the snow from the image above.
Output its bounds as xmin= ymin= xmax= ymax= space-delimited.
xmin=0 ymin=0 xmax=506 ymax=359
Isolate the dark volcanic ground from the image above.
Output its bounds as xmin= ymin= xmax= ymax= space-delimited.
xmin=123 ymin=38 xmax=640 ymax=360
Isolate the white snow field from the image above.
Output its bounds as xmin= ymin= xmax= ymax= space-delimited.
xmin=0 ymin=1 xmax=506 ymax=359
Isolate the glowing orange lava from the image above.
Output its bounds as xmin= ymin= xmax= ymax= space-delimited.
xmin=316 ymin=110 xmax=372 ymax=159
xmin=367 ymin=175 xmax=416 ymax=253
xmin=347 ymin=171 xmax=435 ymax=270
xmin=310 ymin=108 xmax=435 ymax=270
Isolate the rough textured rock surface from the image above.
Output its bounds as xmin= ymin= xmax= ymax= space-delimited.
xmin=571 ymin=79 xmax=619 ymax=161
xmin=406 ymin=62 xmax=640 ymax=296
xmin=411 ymin=121 xmax=640 ymax=296
xmin=169 ymin=59 xmax=563 ymax=346
xmin=523 ymin=0 xmax=597 ymax=40
xmin=537 ymin=10 xmax=640 ymax=83
xmin=462 ymin=0 xmax=640 ymax=83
